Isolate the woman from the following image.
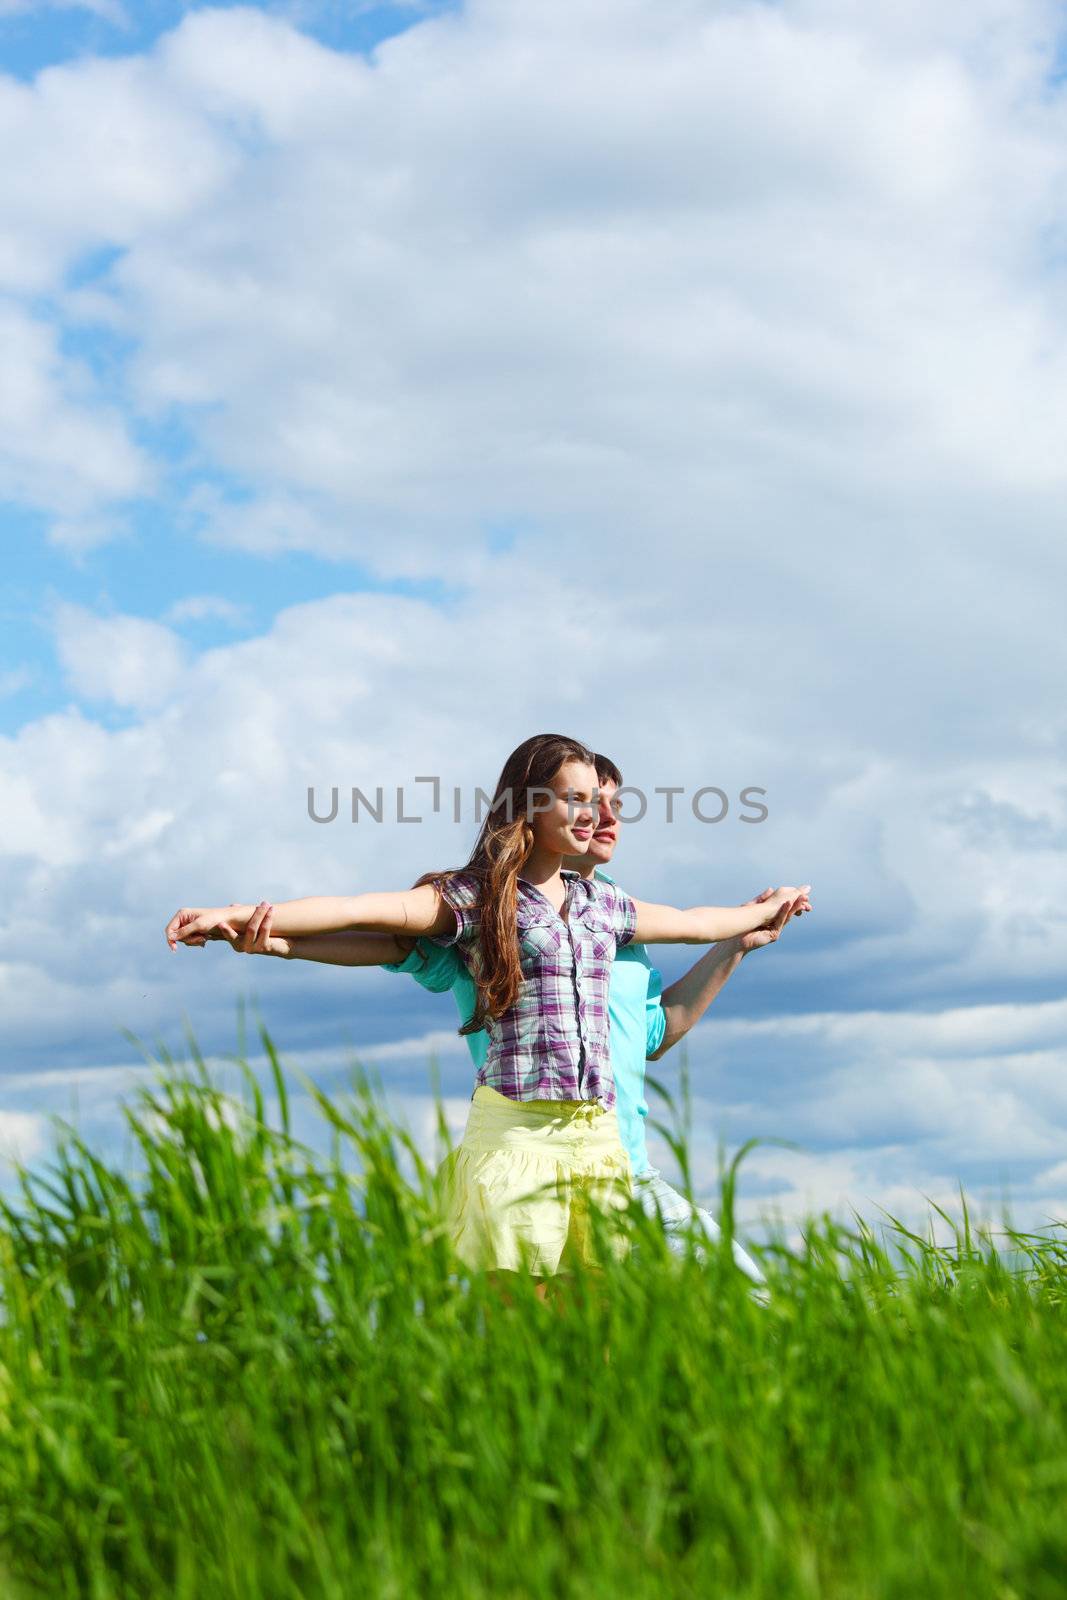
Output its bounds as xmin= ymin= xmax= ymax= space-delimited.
xmin=165 ymin=733 xmax=810 ymax=1288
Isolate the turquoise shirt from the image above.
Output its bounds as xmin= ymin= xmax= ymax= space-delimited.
xmin=383 ymin=868 xmax=664 ymax=1176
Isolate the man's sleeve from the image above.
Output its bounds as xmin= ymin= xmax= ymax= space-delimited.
xmin=645 ymin=964 xmax=667 ymax=1057
xmin=382 ymin=938 xmax=466 ymax=994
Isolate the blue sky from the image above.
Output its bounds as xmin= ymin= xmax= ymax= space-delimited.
xmin=1 ymin=0 xmax=459 ymax=737
xmin=2 ymin=0 xmax=1067 ymax=1245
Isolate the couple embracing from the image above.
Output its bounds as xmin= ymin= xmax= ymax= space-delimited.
xmin=166 ymin=733 xmax=811 ymax=1297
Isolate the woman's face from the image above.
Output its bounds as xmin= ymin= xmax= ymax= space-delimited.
xmin=529 ymin=759 xmax=598 ymax=857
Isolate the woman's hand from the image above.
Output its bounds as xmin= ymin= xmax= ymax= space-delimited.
xmin=759 ymin=885 xmax=812 ymax=923
xmin=735 ymin=887 xmax=806 ymax=952
xmin=165 ymin=904 xmax=246 ymax=950
xmin=166 ymin=906 xmax=226 ymax=949
xmin=165 ymin=901 xmax=292 ymax=955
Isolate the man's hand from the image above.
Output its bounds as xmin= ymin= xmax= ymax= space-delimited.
xmin=210 ymin=901 xmax=292 ymax=958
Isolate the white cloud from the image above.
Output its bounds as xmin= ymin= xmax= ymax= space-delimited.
xmin=0 ymin=1109 xmax=47 ymax=1170
xmin=0 ymin=51 xmax=232 ymax=295
xmin=51 ymin=600 xmax=188 ymax=709
xmin=0 ymin=0 xmax=1044 ymax=812
xmin=356 ymin=1029 xmax=472 ymax=1063
xmin=1 ymin=0 xmax=1062 ymax=573
xmin=97 ymin=0 xmax=1067 ymax=549
xmin=639 ymin=991 xmax=1067 ymax=1239
xmin=0 ymin=303 xmax=148 ymax=519
xmin=163 ymin=594 xmax=250 ymax=627
xmin=183 ymin=484 xmax=376 ymax=565
xmin=1033 ymin=1159 xmax=1067 ymax=1192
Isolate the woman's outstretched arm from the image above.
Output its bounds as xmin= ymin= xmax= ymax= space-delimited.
xmin=240 ymin=905 xmax=418 ymax=964
xmin=631 ymin=885 xmax=811 ymax=945
xmin=165 ymin=884 xmax=453 ymax=949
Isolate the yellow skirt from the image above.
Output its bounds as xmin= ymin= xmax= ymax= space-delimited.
xmin=437 ymin=1084 xmax=633 ymax=1276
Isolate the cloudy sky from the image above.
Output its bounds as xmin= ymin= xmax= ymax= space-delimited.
xmin=2 ymin=0 xmax=1065 ymax=1249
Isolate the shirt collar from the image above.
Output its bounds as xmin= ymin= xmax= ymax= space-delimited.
xmin=516 ymin=870 xmax=592 ymax=927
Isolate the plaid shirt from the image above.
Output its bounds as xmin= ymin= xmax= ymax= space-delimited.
xmin=431 ymin=869 xmax=637 ymax=1107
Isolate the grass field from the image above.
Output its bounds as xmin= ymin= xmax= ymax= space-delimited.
xmin=1 ymin=1023 xmax=1066 ymax=1599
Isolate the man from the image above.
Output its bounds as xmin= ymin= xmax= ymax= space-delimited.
xmin=227 ymin=754 xmax=792 ymax=1287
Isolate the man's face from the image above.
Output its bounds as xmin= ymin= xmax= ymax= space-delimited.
xmin=563 ymin=775 xmax=620 ymax=870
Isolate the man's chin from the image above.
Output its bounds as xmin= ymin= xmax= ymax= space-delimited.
xmin=563 ymin=842 xmax=614 ymax=871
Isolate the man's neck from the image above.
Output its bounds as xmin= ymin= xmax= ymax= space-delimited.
xmin=563 ymin=856 xmax=605 ymax=881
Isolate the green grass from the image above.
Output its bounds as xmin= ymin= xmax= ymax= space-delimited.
xmin=1 ymin=1022 xmax=1066 ymax=1599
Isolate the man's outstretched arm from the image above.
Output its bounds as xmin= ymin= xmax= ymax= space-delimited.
xmin=281 ymin=931 xmax=415 ymax=965
xmin=648 ymin=940 xmax=748 ymax=1060
xmin=647 ymin=889 xmax=794 ymax=1061
xmin=211 ymin=906 xmax=464 ymax=993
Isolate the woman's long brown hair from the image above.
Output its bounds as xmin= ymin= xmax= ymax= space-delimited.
xmin=416 ymin=733 xmax=596 ymax=1034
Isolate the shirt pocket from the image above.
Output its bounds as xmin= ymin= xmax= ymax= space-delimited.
xmin=582 ymin=926 xmax=617 ymax=964
xmin=519 ymin=922 xmax=569 ymax=976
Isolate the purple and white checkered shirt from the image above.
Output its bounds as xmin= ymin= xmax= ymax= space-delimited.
xmin=430 ymin=869 xmax=637 ymax=1107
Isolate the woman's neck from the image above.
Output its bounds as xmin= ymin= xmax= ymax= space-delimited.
xmin=519 ymin=843 xmax=565 ymax=889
